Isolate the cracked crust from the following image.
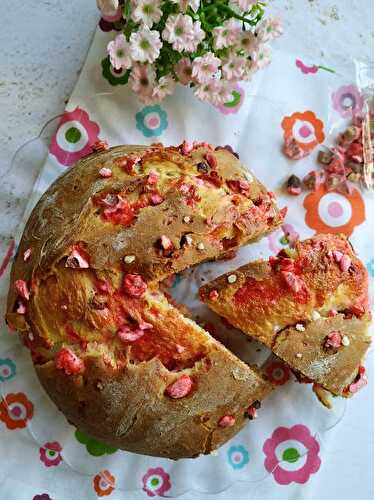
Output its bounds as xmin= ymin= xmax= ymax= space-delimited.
xmin=5 ymin=143 xmax=281 ymax=459
xmin=200 ymin=234 xmax=371 ymax=397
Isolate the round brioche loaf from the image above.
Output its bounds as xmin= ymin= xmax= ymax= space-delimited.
xmin=6 ymin=143 xmax=284 ymax=459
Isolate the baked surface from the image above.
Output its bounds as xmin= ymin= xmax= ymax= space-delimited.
xmin=6 ymin=143 xmax=283 ymax=459
xmin=200 ymin=234 xmax=371 ymax=397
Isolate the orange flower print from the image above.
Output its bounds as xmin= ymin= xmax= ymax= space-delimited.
xmin=0 ymin=392 xmax=34 ymax=430
xmin=93 ymin=470 xmax=115 ymax=497
xmin=281 ymin=111 xmax=325 ymax=153
xmin=304 ymin=185 xmax=365 ymax=236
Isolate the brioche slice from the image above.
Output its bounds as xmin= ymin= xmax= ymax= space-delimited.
xmin=200 ymin=234 xmax=371 ymax=399
xmin=6 ymin=143 xmax=281 ymax=459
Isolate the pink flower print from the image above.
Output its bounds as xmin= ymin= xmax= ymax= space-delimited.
xmin=49 ymin=107 xmax=100 ymax=167
xmin=332 ymin=85 xmax=364 ymax=118
xmin=263 ymin=424 xmax=321 ymax=485
xmin=216 ymin=84 xmax=245 ymax=115
xmin=39 ymin=441 xmax=63 ymax=467
xmin=142 ymin=467 xmax=171 ymax=497
xmin=296 ymin=59 xmax=318 ymax=74
xmin=268 ymin=224 xmax=299 ymax=254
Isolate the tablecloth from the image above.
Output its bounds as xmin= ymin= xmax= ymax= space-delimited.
xmin=0 ymin=17 xmax=374 ymax=500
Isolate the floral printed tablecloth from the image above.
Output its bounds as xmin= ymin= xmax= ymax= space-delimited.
xmin=1 ymin=18 xmax=374 ymax=500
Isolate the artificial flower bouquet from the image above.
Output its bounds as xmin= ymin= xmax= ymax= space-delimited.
xmin=97 ymin=0 xmax=282 ymax=104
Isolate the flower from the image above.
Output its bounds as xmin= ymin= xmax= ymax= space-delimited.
xmin=49 ymin=107 xmax=100 ymax=167
xmin=0 ymin=358 xmax=16 ymax=382
xmin=367 ymin=259 xmax=374 ymax=277
xmin=174 ymin=58 xmax=193 ymax=85
xmin=304 ymin=185 xmax=365 ymax=236
xmin=0 ymin=392 xmax=34 ymax=430
xmin=252 ymin=44 xmax=272 ymax=70
xmin=232 ymin=0 xmax=257 ymax=11
xmin=296 ymin=59 xmax=319 ymax=75
xmin=33 ymin=495 xmax=52 ymax=500
xmin=194 ymin=81 xmax=218 ymax=104
xmin=39 ymin=442 xmax=63 ymax=467
xmin=213 ymin=19 xmax=240 ymax=49
xmin=171 ymin=0 xmax=200 ymax=12
xmin=222 ymin=55 xmax=245 ymax=81
xmin=132 ymin=0 xmax=162 ymax=28
xmin=129 ymin=63 xmax=157 ymax=103
xmin=142 ymin=467 xmax=171 ymax=497
xmin=268 ymin=223 xmax=299 ymax=254
xmin=265 ymin=361 xmax=291 ymax=385
xmin=101 ymin=56 xmax=130 ymax=86
xmin=215 ymin=83 xmax=245 ymax=115
xmin=130 ymin=26 xmax=162 ymax=64
xmin=281 ymin=110 xmax=325 ymax=154
xmin=263 ymin=424 xmax=321 ymax=485
xmin=93 ymin=470 xmax=116 ymax=497
xmin=183 ymin=20 xmax=205 ymax=53
xmin=162 ymin=14 xmax=195 ymax=53
xmin=97 ymin=0 xmax=119 ymax=18
xmin=107 ymin=33 xmax=132 ymax=70
xmin=75 ymin=430 xmax=118 ymax=456
xmin=238 ymin=30 xmax=255 ymax=55
xmin=228 ymin=445 xmax=250 ymax=469
xmin=152 ymin=75 xmax=176 ymax=102
xmin=136 ymin=105 xmax=168 ymax=137
xmin=211 ymin=80 xmax=235 ymax=106
xmin=332 ymin=84 xmax=364 ymax=118
xmin=192 ymin=52 xmax=221 ymax=84
xmin=255 ymin=18 xmax=283 ymax=43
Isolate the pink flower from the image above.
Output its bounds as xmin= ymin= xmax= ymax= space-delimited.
xmin=131 ymin=0 xmax=162 ymax=28
xmin=213 ymin=19 xmax=240 ymax=49
xmin=232 ymin=0 xmax=257 ymax=11
xmin=192 ymin=52 xmax=221 ymax=84
xmin=162 ymin=14 xmax=194 ymax=52
xmin=142 ymin=467 xmax=171 ymax=497
xmin=129 ymin=63 xmax=157 ymax=104
xmin=97 ymin=0 xmax=119 ymax=18
xmin=263 ymin=425 xmax=321 ymax=485
xmin=255 ymin=18 xmax=283 ymax=43
xmin=210 ymin=80 xmax=235 ymax=105
xmin=39 ymin=442 xmax=63 ymax=467
xmin=238 ymin=30 xmax=255 ymax=55
xmin=183 ymin=20 xmax=205 ymax=53
xmin=296 ymin=59 xmax=319 ymax=74
xmin=222 ymin=55 xmax=246 ymax=81
xmin=107 ymin=34 xmax=132 ymax=70
xmin=152 ymin=75 xmax=176 ymax=102
xmin=130 ymin=26 xmax=162 ymax=64
xmin=49 ymin=107 xmax=100 ymax=167
xmin=174 ymin=58 xmax=193 ymax=85
xmin=332 ymin=84 xmax=364 ymax=118
xmin=194 ymin=81 xmax=218 ymax=104
xmin=171 ymin=0 xmax=200 ymax=12
xmin=252 ymin=44 xmax=272 ymax=69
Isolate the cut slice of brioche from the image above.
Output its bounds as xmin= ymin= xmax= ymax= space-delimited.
xmin=200 ymin=234 xmax=371 ymax=400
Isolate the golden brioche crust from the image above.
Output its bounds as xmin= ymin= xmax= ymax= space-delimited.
xmin=200 ymin=234 xmax=371 ymax=397
xmin=6 ymin=143 xmax=282 ymax=459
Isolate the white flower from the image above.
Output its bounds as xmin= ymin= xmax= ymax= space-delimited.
xmin=192 ymin=52 xmax=221 ymax=84
xmin=174 ymin=58 xmax=193 ymax=85
xmin=256 ymin=18 xmax=283 ymax=43
xmin=131 ymin=0 xmax=162 ymax=28
xmin=211 ymin=80 xmax=234 ymax=105
xmin=252 ymin=44 xmax=272 ymax=69
xmin=107 ymin=34 xmax=132 ymax=70
xmin=232 ymin=0 xmax=257 ymax=11
xmin=194 ymin=81 xmax=218 ymax=104
xmin=152 ymin=75 xmax=176 ymax=101
xmin=170 ymin=0 xmax=200 ymax=13
xmin=237 ymin=30 xmax=256 ymax=55
xmin=183 ymin=20 xmax=206 ymax=52
xmin=222 ymin=55 xmax=246 ymax=81
xmin=129 ymin=63 xmax=157 ymax=103
xmin=130 ymin=26 xmax=162 ymax=63
xmin=97 ymin=0 xmax=119 ymax=17
xmin=162 ymin=14 xmax=195 ymax=53
xmin=213 ymin=19 xmax=240 ymax=49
